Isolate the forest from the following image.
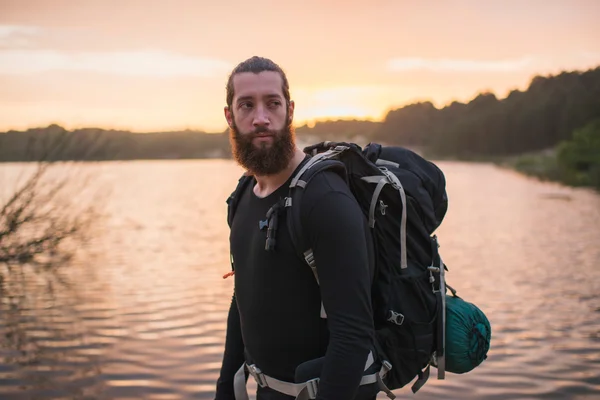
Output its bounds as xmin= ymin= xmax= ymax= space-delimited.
xmin=374 ymin=66 xmax=600 ymax=159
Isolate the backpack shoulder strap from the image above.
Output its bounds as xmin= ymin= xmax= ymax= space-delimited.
xmin=285 ymin=156 xmax=347 ymax=320
xmin=226 ymin=173 xmax=254 ymax=228
xmin=286 ymin=158 xmax=347 ymax=259
xmin=285 ymin=145 xmax=352 ymax=273
xmin=286 ymin=144 xmax=351 ymax=253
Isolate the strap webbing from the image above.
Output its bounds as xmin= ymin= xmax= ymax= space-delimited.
xmin=303 ymin=249 xmax=327 ymax=318
xmin=361 ymin=171 xmax=408 ymax=270
xmin=381 ymin=169 xmax=407 ymax=270
xmin=233 ymin=364 xmax=249 ymax=400
xmin=290 ymin=146 xmax=348 ymax=189
xmin=411 ymin=364 xmax=430 ymax=393
xmin=376 ymin=362 xmax=396 ymax=399
xmin=437 ymin=237 xmax=447 ymax=379
xmin=368 ymin=178 xmax=388 ymax=228
xmin=303 ymin=249 xmax=318 ymax=283
xmin=233 ymin=351 xmax=384 ymax=400
xmin=359 ymin=175 xmax=387 ymax=228
xmin=364 ymin=350 xmax=374 ymax=371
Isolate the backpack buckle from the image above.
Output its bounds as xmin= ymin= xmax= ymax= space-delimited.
xmin=428 ymin=266 xmax=441 ymax=292
xmin=387 ymin=310 xmax=404 ymax=325
xmin=379 ymin=200 xmax=388 ymax=215
xmin=247 ymin=364 xmax=267 ymax=387
xmin=382 ymin=360 xmax=393 ymax=373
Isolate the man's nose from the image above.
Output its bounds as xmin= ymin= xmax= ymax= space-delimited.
xmin=253 ymin=105 xmax=270 ymax=127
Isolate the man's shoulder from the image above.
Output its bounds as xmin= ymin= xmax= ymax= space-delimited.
xmin=297 ymin=167 xmax=359 ymax=220
xmin=301 ymin=168 xmax=350 ymax=197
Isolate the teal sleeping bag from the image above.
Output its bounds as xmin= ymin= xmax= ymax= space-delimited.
xmin=444 ymin=294 xmax=491 ymax=374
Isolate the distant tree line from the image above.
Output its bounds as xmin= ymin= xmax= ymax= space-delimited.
xmin=0 ymin=125 xmax=231 ymax=162
xmin=0 ymin=121 xmax=383 ymax=162
xmin=1 ymin=65 xmax=598 ymax=163
xmin=374 ymin=66 xmax=600 ymax=159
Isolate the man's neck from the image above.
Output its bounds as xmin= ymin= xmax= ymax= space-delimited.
xmin=253 ymin=148 xmax=306 ymax=198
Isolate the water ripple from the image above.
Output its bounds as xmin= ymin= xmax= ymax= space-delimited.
xmin=1 ymin=160 xmax=599 ymax=399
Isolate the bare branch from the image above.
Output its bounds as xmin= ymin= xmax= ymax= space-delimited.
xmin=1 ymin=127 xmax=108 ymax=279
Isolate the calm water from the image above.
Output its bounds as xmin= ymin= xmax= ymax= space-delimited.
xmin=1 ymin=159 xmax=599 ymax=400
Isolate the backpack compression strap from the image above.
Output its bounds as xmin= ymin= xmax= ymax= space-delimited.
xmin=360 ymin=168 xmax=408 ymax=270
xmin=430 ymin=234 xmax=447 ymax=380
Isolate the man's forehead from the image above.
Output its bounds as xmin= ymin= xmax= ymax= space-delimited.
xmin=232 ymin=71 xmax=284 ymax=99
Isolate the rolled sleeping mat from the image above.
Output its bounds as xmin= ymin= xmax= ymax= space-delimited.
xmin=444 ymin=294 xmax=491 ymax=374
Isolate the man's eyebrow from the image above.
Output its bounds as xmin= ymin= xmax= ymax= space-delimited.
xmin=236 ymin=95 xmax=254 ymax=103
xmin=236 ymin=93 xmax=283 ymax=103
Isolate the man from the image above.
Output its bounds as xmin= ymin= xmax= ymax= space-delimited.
xmin=215 ymin=56 xmax=378 ymax=400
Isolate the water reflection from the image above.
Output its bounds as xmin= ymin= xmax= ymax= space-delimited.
xmin=0 ymin=159 xmax=598 ymax=399
xmin=0 ymin=262 xmax=107 ymax=399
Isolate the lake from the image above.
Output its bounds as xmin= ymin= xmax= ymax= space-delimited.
xmin=1 ymin=159 xmax=599 ymax=399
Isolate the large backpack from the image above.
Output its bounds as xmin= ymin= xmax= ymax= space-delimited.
xmin=226 ymin=141 xmax=489 ymax=398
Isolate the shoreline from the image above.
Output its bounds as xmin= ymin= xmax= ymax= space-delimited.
xmin=2 ymin=147 xmax=598 ymax=193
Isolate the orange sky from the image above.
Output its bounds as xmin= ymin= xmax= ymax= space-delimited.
xmin=1 ymin=0 xmax=599 ymax=133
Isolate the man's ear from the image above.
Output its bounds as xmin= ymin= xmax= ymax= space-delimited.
xmin=224 ymin=106 xmax=233 ymax=127
xmin=288 ymin=100 xmax=295 ymax=124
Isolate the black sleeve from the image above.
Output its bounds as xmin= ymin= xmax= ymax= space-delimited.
xmin=302 ymin=176 xmax=375 ymax=400
xmin=215 ymin=293 xmax=246 ymax=400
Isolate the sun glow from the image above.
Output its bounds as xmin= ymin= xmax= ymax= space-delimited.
xmin=0 ymin=0 xmax=599 ymax=132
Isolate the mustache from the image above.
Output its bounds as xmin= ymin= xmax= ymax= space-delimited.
xmin=252 ymin=126 xmax=275 ymax=135
xmin=238 ymin=126 xmax=278 ymax=138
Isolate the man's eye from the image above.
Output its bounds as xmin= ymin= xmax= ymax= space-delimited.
xmin=269 ymin=101 xmax=281 ymax=108
xmin=239 ymin=103 xmax=253 ymax=110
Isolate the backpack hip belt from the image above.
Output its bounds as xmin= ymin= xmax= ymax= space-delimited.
xmin=232 ymin=351 xmax=396 ymax=400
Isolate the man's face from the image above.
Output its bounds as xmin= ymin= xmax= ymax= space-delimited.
xmin=225 ymin=71 xmax=296 ymax=176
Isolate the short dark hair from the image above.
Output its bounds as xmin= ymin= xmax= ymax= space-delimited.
xmin=226 ymin=56 xmax=290 ymax=109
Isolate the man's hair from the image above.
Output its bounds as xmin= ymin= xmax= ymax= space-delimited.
xmin=226 ymin=56 xmax=291 ymax=109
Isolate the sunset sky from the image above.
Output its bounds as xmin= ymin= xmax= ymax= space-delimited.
xmin=1 ymin=0 xmax=599 ymax=133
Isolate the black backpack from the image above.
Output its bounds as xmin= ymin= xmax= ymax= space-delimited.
xmin=226 ymin=141 xmax=450 ymax=396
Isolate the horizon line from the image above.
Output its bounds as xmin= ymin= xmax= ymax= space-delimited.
xmin=2 ymin=63 xmax=598 ymax=134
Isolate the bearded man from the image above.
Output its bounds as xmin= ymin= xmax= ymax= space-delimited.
xmin=215 ymin=56 xmax=379 ymax=400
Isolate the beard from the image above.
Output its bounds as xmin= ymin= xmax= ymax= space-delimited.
xmin=229 ymin=115 xmax=296 ymax=176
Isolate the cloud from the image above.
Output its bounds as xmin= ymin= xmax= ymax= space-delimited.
xmin=0 ymin=24 xmax=231 ymax=77
xmin=0 ymin=49 xmax=232 ymax=78
xmin=387 ymin=56 xmax=536 ymax=73
xmin=0 ymin=25 xmax=42 ymax=38
xmin=0 ymin=24 xmax=43 ymax=48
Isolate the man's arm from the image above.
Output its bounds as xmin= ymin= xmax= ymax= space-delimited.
xmin=302 ymin=174 xmax=375 ymax=400
xmin=215 ymin=293 xmax=246 ymax=400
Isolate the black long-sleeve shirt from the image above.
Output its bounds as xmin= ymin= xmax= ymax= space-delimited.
xmin=216 ymin=168 xmax=376 ymax=400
